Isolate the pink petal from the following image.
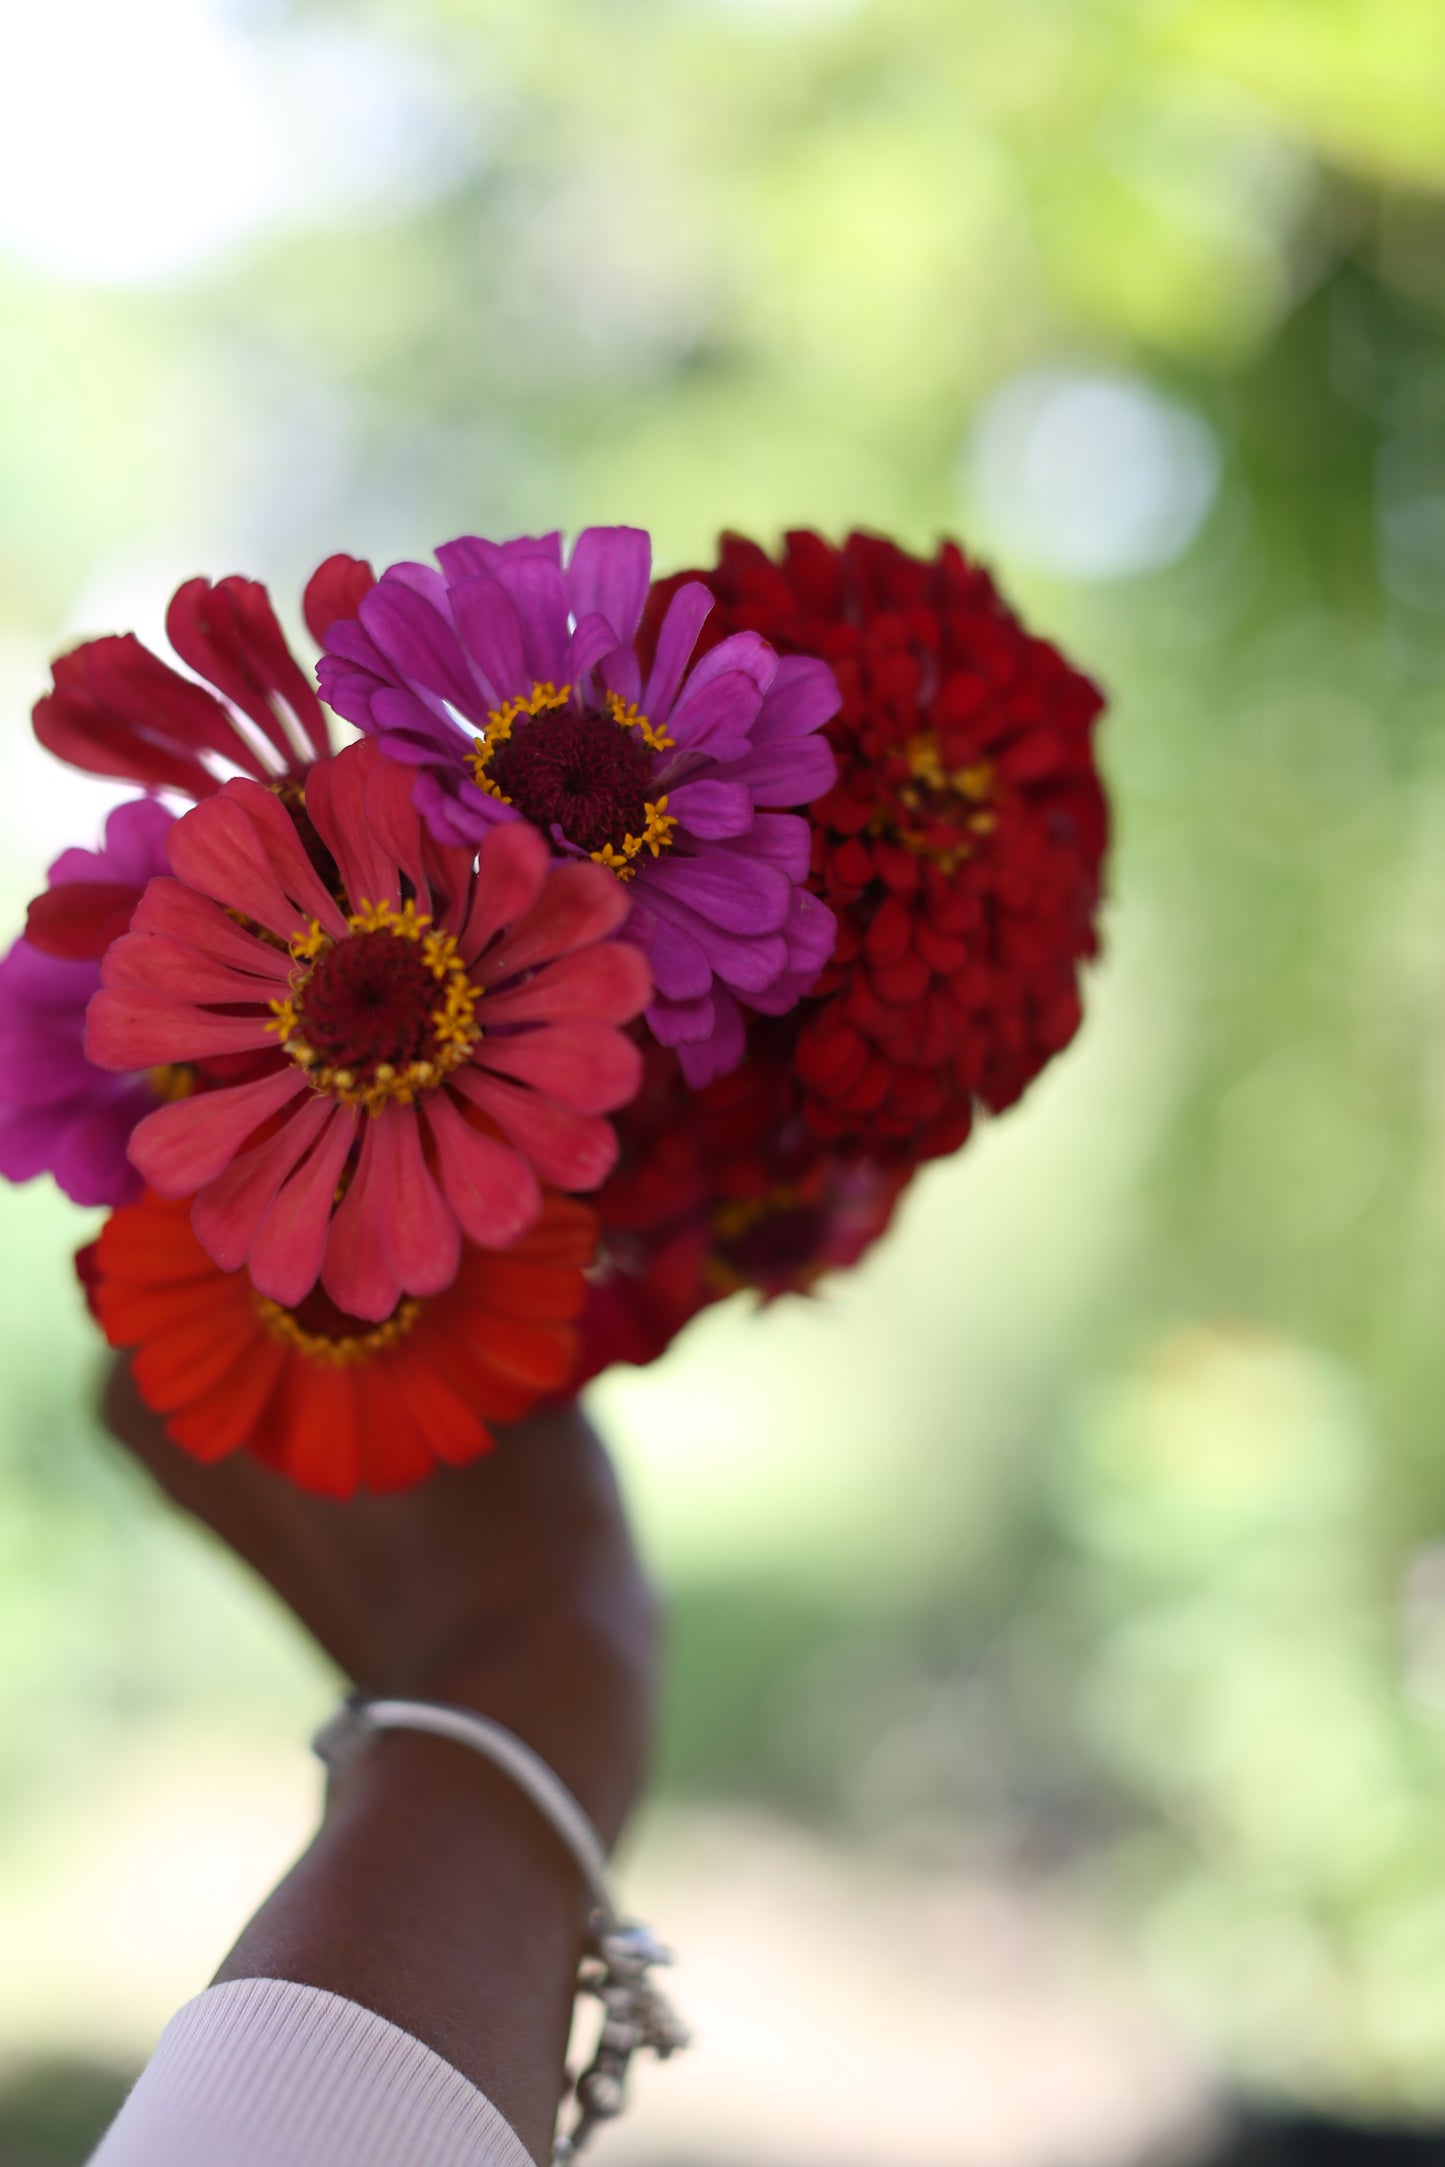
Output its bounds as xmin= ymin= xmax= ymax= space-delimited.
xmin=128 ymin=1066 xmax=308 ymax=1195
xmin=454 ymin=1067 xmax=618 ymax=1191
xmin=647 ymin=991 xmax=715 ymax=1047
xmin=190 ymin=1094 xmax=338 ymax=1270
xmin=644 ymin=850 xmax=791 ymax=935
xmin=101 ymin=930 xmax=277 ymax=1006
xmin=645 ymin=917 xmax=712 ymax=1002
xmin=424 ymin=1089 xmax=541 ymax=1249
xmin=566 ymin=612 xmax=622 ymax=686
xmin=320 ymin=1120 xmax=402 ymax=1323
xmin=659 ymin=669 xmax=762 ymax=763
xmin=479 ymin=862 xmax=630 ymax=984
xmin=304 ymin=740 xmax=399 ymax=910
xmin=248 ymin=1103 xmax=363 ymax=1307
xmin=359 ymin=577 xmax=483 ymax=720
xmin=372 ymin=1105 xmax=461 ymax=1298
xmin=86 ymin=986 xmax=275 ymax=1068
xmin=128 ymin=883 xmax=294 ymax=980
xmin=566 ymin=526 xmax=651 ymax=646
xmin=478 ymin=1021 xmax=642 ymax=1115
xmin=754 ymin=654 xmax=843 ymax=738
xmin=460 ymin=819 xmax=550 ymax=962
xmin=228 ymin=779 xmax=351 ymax=931
xmin=478 ymin=941 xmax=652 ymax=1025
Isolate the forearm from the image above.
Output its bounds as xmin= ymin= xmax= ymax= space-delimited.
xmin=216 ymin=1729 xmax=586 ymax=2162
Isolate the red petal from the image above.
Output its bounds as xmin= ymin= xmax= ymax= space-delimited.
xmin=479 ymin=941 xmax=652 ymax=1027
xmin=167 ymin=575 xmax=330 ymax=765
xmin=477 ymin=861 xmax=630 ymax=984
xmin=422 ymin=1089 xmax=541 ymax=1250
xmin=304 ymin=553 xmax=376 ymax=646
xmin=26 ymin=880 xmax=142 ymax=961
xmin=477 ymin=1021 xmax=642 ymax=1115
xmin=454 ymin=1068 xmax=617 ymax=1191
xmin=459 ymin=819 xmax=549 ymax=962
xmin=373 ymin=1106 xmax=461 ymax=1299
xmin=129 ymin=1068 xmax=308 ymax=1196
xmin=247 ymin=1104 xmax=361 ymax=1306
xmin=320 ymin=1119 xmax=403 ymax=1323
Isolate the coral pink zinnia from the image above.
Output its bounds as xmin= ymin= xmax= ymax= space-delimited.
xmin=86 ymin=738 xmax=651 ymax=1322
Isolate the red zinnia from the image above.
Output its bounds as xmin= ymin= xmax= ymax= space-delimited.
xmin=571 ymin=1033 xmax=909 ymax=1387
xmin=33 ymin=558 xmax=373 ymax=804
xmin=85 ymin=1188 xmax=596 ymax=1496
xmin=642 ymin=532 xmax=1108 ymax=1160
xmin=87 ymin=738 xmax=651 ymax=1322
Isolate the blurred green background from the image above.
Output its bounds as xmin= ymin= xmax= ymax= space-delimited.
xmin=2 ymin=0 xmax=1445 ymax=2159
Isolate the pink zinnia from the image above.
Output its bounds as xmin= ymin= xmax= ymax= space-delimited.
xmin=317 ymin=526 xmax=840 ymax=1086
xmin=86 ymin=739 xmax=651 ymax=1322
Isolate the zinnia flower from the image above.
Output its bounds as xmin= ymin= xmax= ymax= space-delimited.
xmin=571 ymin=1032 xmax=909 ymax=1387
xmin=642 ymin=531 xmax=1109 ymax=1158
xmin=32 ymin=558 xmax=374 ymax=801
xmin=86 ymin=738 xmax=651 ymax=1321
xmin=84 ymin=1187 xmax=596 ymax=1496
xmin=316 ymin=525 xmax=840 ymax=1084
xmin=0 ymin=798 xmax=176 ymax=1205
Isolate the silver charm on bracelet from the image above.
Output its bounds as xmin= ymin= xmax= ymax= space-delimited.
xmin=313 ymin=1692 xmax=690 ymax=2162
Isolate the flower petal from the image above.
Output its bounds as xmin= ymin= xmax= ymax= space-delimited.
xmin=320 ymin=1118 xmax=403 ymax=1323
xmin=668 ymin=779 xmax=755 ymax=839
xmin=448 ymin=569 xmax=529 ymax=707
xmin=86 ymin=986 xmax=275 ymax=1067
xmin=423 ymin=1088 xmax=541 ymax=1249
xmin=248 ymin=1102 xmax=364 ymax=1308
xmin=494 ymin=555 xmax=569 ymax=685
xmin=478 ymin=1021 xmax=642 ymax=1115
xmin=643 ymin=581 xmax=713 ymax=722
xmin=454 ymin=1067 xmax=618 ymax=1190
xmin=460 ymin=818 xmax=551 ymax=961
xmin=566 ymin=526 xmax=652 ymax=647
xmin=372 ymin=1106 xmax=461 ymax=1299
xmin=477 ymin=940 xmax=652 ymax=1026
xmin=478 ymin=862 xmax=630 ymax=983
xmin=128 ymin=1066 xmax=308 ymax=1196
xmin=190 ymin=1092 xmax=338 ymax=1270
xmin=643 ymin=849 xmax=791 ymax=935
xmin=304 ymin=739 xmax=399 ymax=910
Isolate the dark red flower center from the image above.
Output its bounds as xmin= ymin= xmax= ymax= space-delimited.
xmin=269 ymin=903 xmax=481 ymax=1113
xmin=883 ymin=737 xmax=997 ymax=869
xmin=491 ymin=706 xmax=653 ymax=855
xmin=299 ymin=931 xmax=444 ymax=1071
xmin=468 ymin=681 xmax=678 ymax=878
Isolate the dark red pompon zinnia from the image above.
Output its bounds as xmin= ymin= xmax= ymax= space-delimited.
xmin=640 ymin=532 xmax=1108 ymax=1161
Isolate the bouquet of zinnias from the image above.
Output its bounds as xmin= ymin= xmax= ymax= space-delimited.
xmin=3 ymin=527 xmax=1107 ymax=1494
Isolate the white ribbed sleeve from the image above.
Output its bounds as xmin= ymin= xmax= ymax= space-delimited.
xmin=88 ymin=1977 xmax=533 ymax=2167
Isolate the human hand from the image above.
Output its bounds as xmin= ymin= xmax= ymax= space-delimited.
xmin=103 ymin=1357 xmax=658 ymax=1847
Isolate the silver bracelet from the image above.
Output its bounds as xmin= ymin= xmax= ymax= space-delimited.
xmin=313 ymin=1693 xmax=689 ymax=2162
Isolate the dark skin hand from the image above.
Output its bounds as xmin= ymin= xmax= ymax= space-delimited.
xmin=104 ymin=1359 xmax=660 ymax=2166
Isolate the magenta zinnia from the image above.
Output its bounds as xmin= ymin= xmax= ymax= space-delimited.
xmin=86 ymin=739 xmax=651 ymax=1322
xmin=317 ymin=525 xmax=841 ymax=1085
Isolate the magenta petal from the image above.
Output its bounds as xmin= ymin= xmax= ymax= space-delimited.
xmin=449 ymin=569 xmax=529 ymax=707
xmin=494 ymin=555 xmax=569 ymax=685
xmin=646 ymin=917 xmax=712 ymax=1001
xmin=50 ymin=1098 xmax=147 ymax=1207
xmin=755 ymin=654 xmax=843 ymax=738
xmin=643 ymin=582 xmax=713 ymax=722
xmin=248 ymin=1104 xmax=361 ymax=1306
xmin=565 ymin=612 xmax=622 ymax=686
xmin=634 ymin=881 xmax=788 ymax=993
xmin=647 ymin=991 xmax=715 ymax=1047
xmin=677 ymin=986 xmax=746 ymax=1085
xmin=424 ymin=1088 xmax=541 ymax=1249
xmin=566 ymin=526 xmax=652 ymax=647
xmin=667 ymin=779 xmax=755 ymax=839
xmin=128 ymin=1066 xmax=308 ymax=1195
xmin=643 ymin=850 xmax=791 ymax=935
xmin=660 ymin=669 xmax=762 ymax=764
xmin=359 ymin=577 xmax=482 ymax=720
xmin=732 ymin=735 xmax=839 ymax=808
